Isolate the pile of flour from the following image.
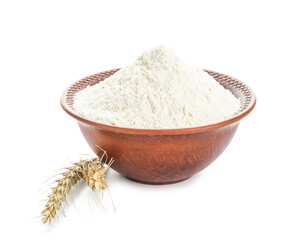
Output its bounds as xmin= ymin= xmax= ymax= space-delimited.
xmin=73 ymin=46 xmax=240 ymax=129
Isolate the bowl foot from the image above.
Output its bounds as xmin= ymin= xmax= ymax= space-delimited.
xmin=125 ymin=176 xmax=191 ymax=185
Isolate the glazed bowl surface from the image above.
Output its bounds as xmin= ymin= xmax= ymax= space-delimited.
xmin=61 ymin=69 xmax=256 ymax=184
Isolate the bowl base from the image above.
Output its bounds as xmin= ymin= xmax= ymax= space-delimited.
xmin=126 ymin=176 xmax=191 ymax=185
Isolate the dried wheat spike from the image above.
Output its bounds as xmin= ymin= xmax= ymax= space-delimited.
xmin=86 ymin=161 xmax=108 ymax=191
xmin=82 ymin=156 xmax=113 ymax=191
xmin=41 ymin=153 xmax=113 ymax=224
xmin=41 ymin=165 xmax=83 ymax=224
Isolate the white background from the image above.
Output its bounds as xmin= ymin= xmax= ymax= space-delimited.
xmin=0 ymin=0 xmax=298 ymax=239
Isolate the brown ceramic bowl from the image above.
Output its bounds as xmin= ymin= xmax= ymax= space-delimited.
xmin=61 ymin=69 xmax=256 ymax=184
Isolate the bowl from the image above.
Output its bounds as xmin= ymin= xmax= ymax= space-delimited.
xmin=61 ymin=69 xmax=256 ymax=184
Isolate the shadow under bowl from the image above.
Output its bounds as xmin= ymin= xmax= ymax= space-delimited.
xmin=61 ymin=69 xmax=256 ymax=184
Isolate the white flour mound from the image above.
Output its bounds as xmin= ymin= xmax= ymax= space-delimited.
xmin=73 ymin=46 xmax=240 ymax=129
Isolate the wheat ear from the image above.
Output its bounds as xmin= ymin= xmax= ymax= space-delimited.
xmin=84 ymin=156 xmax=114 ymax=191
xmin=41 ymin=155 xmax=113 ymax=224
xmin=41 ymin=165 xmax=83 ymax=224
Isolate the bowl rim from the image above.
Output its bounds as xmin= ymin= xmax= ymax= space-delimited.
xmin=61 ymin=69 xmax=256 ymax=135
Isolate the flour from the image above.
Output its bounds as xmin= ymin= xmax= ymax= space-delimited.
xmin=73 ymin=46 xmax=240 ymax=129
